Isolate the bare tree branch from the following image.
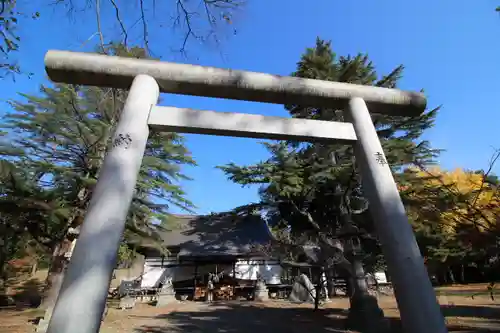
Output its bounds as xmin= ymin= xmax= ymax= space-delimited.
xmin=471 ymin=148 xmax=500 ymax=208
xmin=108 ymin=0 xmax=127 ymax=46
xmin=94 ymin=0 xmax=105 ymax=53
xmin=139 ymin=0 xmax=150 ymax=54
xmin=173 ymin=0 xmax=201 ymax=56
xmin=33 ymin=0 xmax=242 ymax=62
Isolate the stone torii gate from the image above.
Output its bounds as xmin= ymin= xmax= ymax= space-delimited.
xmin=43 ymin=50 xmax=448 ymax=333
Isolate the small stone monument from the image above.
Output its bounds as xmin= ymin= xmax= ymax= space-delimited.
xmin=118 ymin=279 xmax=137 ymax=310
xmin=156 ymin=276 xmax=176 ymax=307
xmin=289 ymin=274 xmax=316 ymax=303
xmin=118 ymin=293 xmax=136 ymax=310
xmin=253 ymin=273 xmax=269 ymax=302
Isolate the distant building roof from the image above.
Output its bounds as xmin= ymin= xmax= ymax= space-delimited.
xmin=149 ymin=213 xmax=273 ymax=259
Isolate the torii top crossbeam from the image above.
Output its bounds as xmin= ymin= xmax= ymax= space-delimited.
xmin=44 ymin=50 xmax=426 ymax=116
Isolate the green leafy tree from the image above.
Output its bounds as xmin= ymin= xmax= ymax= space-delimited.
xmin=0 ymin=161 xmax=34 ymax=281
xmin=0 ymin=44 xmax=195 ymax=309
xmin=0 ymin=159 xmax=60 ymax=305
xmin=405 ymin=152 xmax=500 ymax=285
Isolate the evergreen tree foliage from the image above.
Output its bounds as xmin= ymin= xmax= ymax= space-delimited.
xmin=220 ymin=38 xmax=441 ymax=273
xmin=0 ymin=44 xmax=196 ymax=305
xmin=1 ymin=44 xmax=195 ymax=248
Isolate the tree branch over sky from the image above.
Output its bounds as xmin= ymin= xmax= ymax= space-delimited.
xmin=0 ymin=0 xmax=39 ymax=78
xmin=55 ymin=0 xmax=243 ymax=55
xmin=1 ymin=0 xmax=244 ymax=77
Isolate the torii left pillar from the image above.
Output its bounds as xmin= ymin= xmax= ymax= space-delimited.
xmin=46 ymin=75 xmax=159 ymax=333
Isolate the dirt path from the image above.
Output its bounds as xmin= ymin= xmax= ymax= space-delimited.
xmin=2 ymin=295 xmax=499 ymax=332
xmin=99 ymin=296 xmax=500 ymax=333
xmin=100 ymin=301 xmax=352 ymax=333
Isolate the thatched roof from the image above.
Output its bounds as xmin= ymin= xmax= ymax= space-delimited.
xmin=143 ymin=213 xmax=273 ymax=259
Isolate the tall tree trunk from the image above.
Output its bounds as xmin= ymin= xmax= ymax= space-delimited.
xmin=0 ymin=254 xmax=8 ymax=298
xmin=448 ymin=268 xmax=456 ymax=284
xmin=39 ymin=239 xmax=72 ymax=309
xmin=346 ymin=256 xmax=387 ymax=332
xmin=346 ymin=276 xmax=354 ymax=299
xmin=314 ymin=267 xmax=324 ymax=311
xmin=0 ymin=252 xmax=7 ymax=286
xmin=39 ymin=185 xmax=88 ymax=311
xmin=30 ymin=260 xmax=38 ymax=277
xmin=350 ymin=258 xmax=369 ymax=299
xmin=460 ymin=264 xmax=465 ymax=284
xmin=314 ymin=282 xmax=321 ymax=311
xmin=326 ymin=268 xmax=334 ymax=298
xmin=441 ymin=270 xmax=448 ymax=284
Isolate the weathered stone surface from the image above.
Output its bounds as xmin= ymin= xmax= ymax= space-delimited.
xmin=118 ymin=279 xmax=137 ymax=297
xmin=156 ymin=276 xmax=177 ymax=307
xmin=254 ymin=279 xmax=269 ymax=302
xmin=289 ymin=274 xmax=316 ymax=303
xmin=334 ymin=287 xmax=346 ymax=296
xmin=156 ymin=293 xmax=176 ymax=307
xmin=119 ymin=295 xmax=136 ymax=309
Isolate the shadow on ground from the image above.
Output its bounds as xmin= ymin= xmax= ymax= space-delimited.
xmin=441 ymin=304 xmax=500 ymax=320
xmin=132 ymin=303 xmax=350 ymax=333
xmin=128 ymin=301 xmax=500 ymax=333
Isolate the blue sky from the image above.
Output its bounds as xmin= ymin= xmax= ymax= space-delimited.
xmin=2 ymin=0 xmax=500 ymax=214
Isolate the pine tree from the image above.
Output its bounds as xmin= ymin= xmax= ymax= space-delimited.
xmin=0 ymin=44 xmax=196 ymax=309
xmin=221 ymin=38 xmax=440 ymax=266
xmin=220 ymin=39 xmax=441 ymax=322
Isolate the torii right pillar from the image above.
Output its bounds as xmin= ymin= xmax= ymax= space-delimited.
xmin=346 ymin=97 xmax=448 ymax=333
